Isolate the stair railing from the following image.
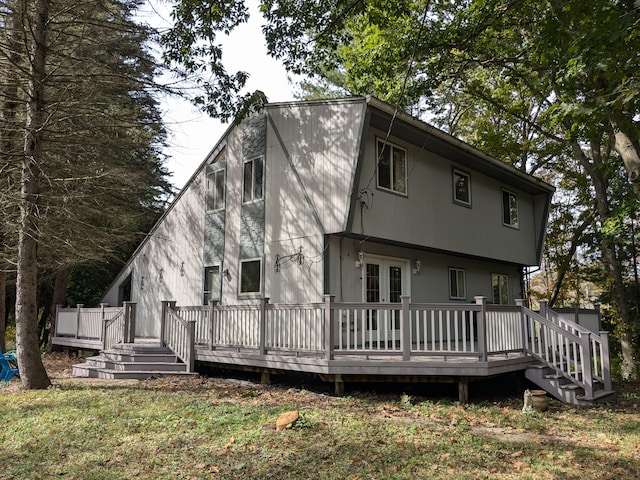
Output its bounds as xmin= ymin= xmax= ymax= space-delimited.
xmin=101 ymin=302 xmax=136 ymax=351
xmin=522 ymin=306 xmax=611 ymax=400
xmin=161 ymin=301 xmax=196 ymax=372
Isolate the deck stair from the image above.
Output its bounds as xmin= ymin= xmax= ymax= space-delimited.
xmin=525 ymin=363 xmax=613 ymax=406
xmin=72 ymin=342 xmax=195 ymax=380
xmin=522 ymin=305 xmax=614 ymax=406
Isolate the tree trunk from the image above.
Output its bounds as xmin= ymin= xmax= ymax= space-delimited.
xmin=15 ymin=0 xmax=51 ymax=389
xmin=0 ymin=270 xmax=5 ymax=353
xmin=604 ymin=106 xmax=640 ymax=189
xmin=47 ymin=268 xmax=69 ymax=350
xmin=573 ymin=139 xmax=639 ymax=380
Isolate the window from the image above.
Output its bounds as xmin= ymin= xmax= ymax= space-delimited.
xmin=449 ymin=268 xmax=466 ymax=300
xmin=376 ymin=139 xmax=407 ymax=195
xmin=243 ymin=157 xmax=264 ymax=203
xmin=207 ymin=170 xmax=225 ymax=211
xmin=240 ymin=259 xmax=261 ymax=294
xmin=502 ymin=189 xmax=519 ymax=228
xmin=453 ymin=169 xmax=471 ymax=206
xmin=203 ymin=266 xmax=221 ymax=304
xmin=492 ymin=274 xmax=509 ymax=305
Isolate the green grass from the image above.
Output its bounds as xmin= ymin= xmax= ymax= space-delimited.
xmin=1 ymin=376 xmax=639 ymax=480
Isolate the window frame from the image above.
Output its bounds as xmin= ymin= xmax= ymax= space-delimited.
xmin=239 ymin=258 xmax=262 ymax=296
xmin=449 ymin=267 xmax=467 ymax=300
xmin=501 ymin=188 xmax=519 ymax=228
xmin=203 ymin=265 xmax=221 ymax=304
xmin=491 ymin=273 xmax=510 ymax=305
xmin=376 ymin=138 xmax=408 ymax=196
xmin=452 ymin=168 xmax=472 ymax=207
xmin=242 ymin=156 xmax=264 ymax=204
xmin=207 ymin=169 xmax=225 ymax=212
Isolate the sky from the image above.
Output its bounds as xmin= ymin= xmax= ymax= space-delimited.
xmin=140 ymin=1 xmax=297 ymax=189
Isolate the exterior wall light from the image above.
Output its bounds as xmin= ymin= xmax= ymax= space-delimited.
xmin=413 ymin=260 xmax=421 ymax=275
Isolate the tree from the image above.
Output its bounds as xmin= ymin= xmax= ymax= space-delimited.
xmin=0 ymin=0 xmax=173 ymax=387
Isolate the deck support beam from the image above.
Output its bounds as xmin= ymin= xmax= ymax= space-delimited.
xmin=334 ymin=374 xmax=344 ymax=396
xmin=261 ymin=370 xmax=271 ymax=385
xmin=458 ymin=378 xmax=469 ymax=404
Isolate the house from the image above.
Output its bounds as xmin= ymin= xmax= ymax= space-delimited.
xmin=55 ymin=96 xmax=612 ymax=404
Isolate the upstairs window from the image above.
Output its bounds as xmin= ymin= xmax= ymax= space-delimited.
xmin=491 ymin=273 xmax=509 ymax=305
xmin=207 ymin=170 xmax=225 ymax=211
xmin=243 ymin=157 xmax=264 ymax=203
xmin=376 ymin=139 xmax=407 ymax=195
xmin=502 ymin=189 xmax=519 ymax=228
xmin=453 ymin=169 xmax=471 ymax=206
xmin=449 ymin=267 xmax=466 ymax=300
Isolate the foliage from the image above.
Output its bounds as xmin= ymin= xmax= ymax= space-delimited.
xmin=1 ymin=369 xmax=640 ymax=479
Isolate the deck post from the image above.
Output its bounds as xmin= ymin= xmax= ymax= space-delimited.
xmin=539 ymin=300 xmax=548 ymax=319
xmin=475 ymin=296 xmax=487 ymax=362
xmin=75 ymin=304 xmax=83 ymax=339
xmin=515 ymin=299 xmax=527 ymax=354
xmin=208 ymin=300 xmax=217 ymax=350
xmin=99 ymin=303 xmax=107 ymax=348
xmin=324 ymin=295 xmax=335 ymax=360
xmin=54 ymin=304 xmax=62 ymax=338
xmin=401 ymin=295 xmax=411 ymax=361
xmin=160 ymin=301 xmax=176 ymax=347
xmin=259 ymin=297 xmax=270 ymax=356
xmin=458 ymin=378 xmax=469 ymax=404
xmin=187 ymin=318 xmax=196 ymax=372
xmin=125 ymin=302 xmax=136 ymax=343
xmin=581 ymin=332 xmax=594 ymax=400
xmin=101 ymin=308 xmax=108 ymax=351
xmin=599 ymin=330 xmax=612 ymax=391
xmin=334 ymin=374 xmax=344 ymax=395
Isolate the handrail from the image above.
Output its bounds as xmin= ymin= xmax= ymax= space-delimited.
xmin=161 ymin=301 xmax=195 ymax=372
xmin=522 ymin=306 xmax=611 ymax=400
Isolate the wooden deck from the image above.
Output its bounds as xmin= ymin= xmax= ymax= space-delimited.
xmin=53 ymin=296 xmax=611 ymax=403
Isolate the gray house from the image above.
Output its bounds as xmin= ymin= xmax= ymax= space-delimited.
xmin=55 ymin=96 xmax=612 ymax=404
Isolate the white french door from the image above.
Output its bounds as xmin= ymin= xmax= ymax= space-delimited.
xmin=362 ymin=255 xmax=409 ymax=344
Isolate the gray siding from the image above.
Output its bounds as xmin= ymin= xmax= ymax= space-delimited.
xmin=328 ymin=236 xmax=523 ymax=304
xmin=351 ymin=128 xmax=539 ymax=266
xmin=263 ymin=100 xmax=366 ymax=303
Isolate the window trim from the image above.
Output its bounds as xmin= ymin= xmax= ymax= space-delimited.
xmin=501 ymin=188 xmax=519 ymax=229
xmin=376 ymin=138 xmax=408 ymax=196
xmin=452 ymin=168 xmax=472 ymax=207
xmin=207 ymin=169 xmax=225 ymax=212
xmin=239 ymin=258 xmax=262 ymax=296
xmin=491 ymin=273 xmax=510 ymax=305
xmin=203 ymin=265 xmax=221 ymax=305
xmin=242 ymin=156 xmax=264 ymax=204
xmin=449 ymin=267 xmax=466 ymax=300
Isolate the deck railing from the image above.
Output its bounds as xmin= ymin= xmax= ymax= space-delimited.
xmin=161 ymin=302 xmax=196 ymax=371
xmin=165 ymin=295 xmax=543 ymax=363
xmin=523 ymin=305 xmax=611 ymax=399
xmin=53 ymin=302 xmax=135 ymax=349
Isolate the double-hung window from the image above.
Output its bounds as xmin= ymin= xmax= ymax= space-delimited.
xmin=449 ymin=267 xmax=466 ymax=300
xmin=376 ymin=139 xmax=407 ymax=195
xmin=491 ymin=273 xmax=509 ymax=305
xmin=502 ymin=189 xmax=519 ymax=228
xmin=243 ymin=157 xmax=264 ymax=203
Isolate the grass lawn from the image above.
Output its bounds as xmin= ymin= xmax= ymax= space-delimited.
xmin=1 ymin=354 xmax=639 ymax=479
